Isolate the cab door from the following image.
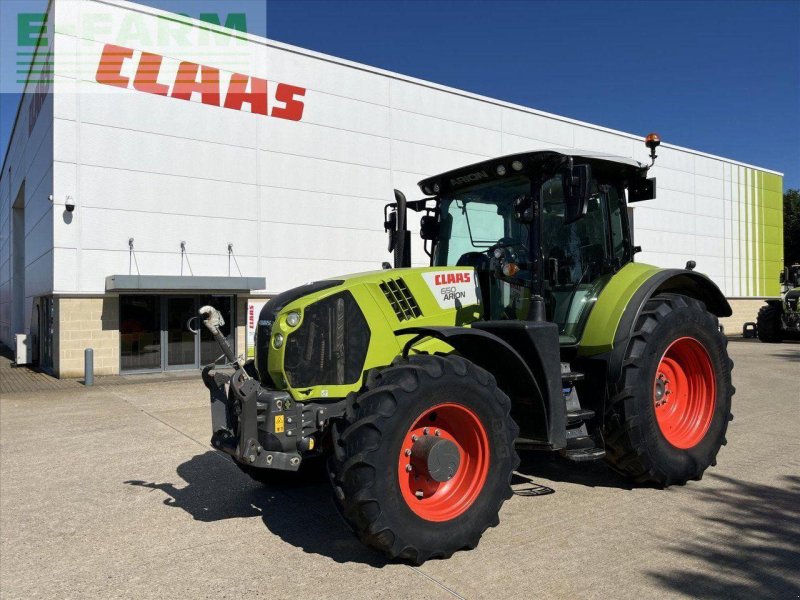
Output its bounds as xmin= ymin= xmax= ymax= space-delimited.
xmin=540 ymin=177 xmax=629 ymax=344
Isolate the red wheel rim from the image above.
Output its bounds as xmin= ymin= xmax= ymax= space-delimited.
xmin=397 ymin=403 xmax=490 ymax=522
xmin=653 ymin=337 xmax=716 ymax=449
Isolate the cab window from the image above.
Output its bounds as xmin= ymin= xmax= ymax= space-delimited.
xmin=541 ymin=176 xmax=625 ymax=342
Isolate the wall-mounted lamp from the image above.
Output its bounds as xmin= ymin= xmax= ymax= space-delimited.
xmin=65 ymin=195 xmax=75 ymax=212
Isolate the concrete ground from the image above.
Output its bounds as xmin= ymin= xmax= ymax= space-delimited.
xmin=1 ymin=339 xmax=798 ymax=599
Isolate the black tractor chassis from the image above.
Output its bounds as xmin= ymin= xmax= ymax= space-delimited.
xmin=202 ymin=366 xmax=344 ymax=471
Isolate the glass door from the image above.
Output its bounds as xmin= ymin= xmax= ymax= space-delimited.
xmin=165 ymin=296 xmax=198 ymax=369
xmin=197 ymin=295 xmax=234 ymax=365
xmin=119 ymin=294 xmax=236 ymax=372
xmin=120 ymin=295 xmax=162 ymax=371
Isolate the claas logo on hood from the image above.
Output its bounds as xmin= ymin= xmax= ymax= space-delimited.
xmin=434 ymin=272 xmax=471 ymax=285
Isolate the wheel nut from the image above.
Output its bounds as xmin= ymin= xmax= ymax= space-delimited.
xmin=423 ymin=427 xmax=429 ymax=435
xmin=434 ymin=429 xmax=441 ymax=436
xmin=405 ymin=449 xmax=411 ymax=456
xmin=411 ymin=435 xmax=418 ymax=442
xmin=406 ymin=464 xmax=413 ymax=472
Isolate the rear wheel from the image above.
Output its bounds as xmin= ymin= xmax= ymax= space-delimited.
xmin=328 ymin=354 xmax=519 ymax=563
xmin=756 ymin=303 xmax=783 ymax=343
xmin=604 ymin=294 xmax=733 ymax=486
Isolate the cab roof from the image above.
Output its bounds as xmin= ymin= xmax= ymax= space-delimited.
xmin=417 ymin=149 xmax=645 ymax=196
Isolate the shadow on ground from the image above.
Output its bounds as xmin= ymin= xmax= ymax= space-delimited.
xmin=516 ymin=449 xmax=635 ymax=490
xmin=647 ymin=473 xmax=800 ymax=598
xmin=767 ymin=349 xmax=800 ymax=362
xmin=125 ymin=446 xmax=638 ymax=565
xmin=126 ymin=451 xmax=387 ymax=566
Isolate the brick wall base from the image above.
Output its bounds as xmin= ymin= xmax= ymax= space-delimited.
xmin=56 ymin=297 xmax=120 ymax=378
xmin=719 ymin=298 xmax=768 ymax=336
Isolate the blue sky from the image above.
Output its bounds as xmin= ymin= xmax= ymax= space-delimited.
xmin=2 ymin=0 xmax=798 ymax=188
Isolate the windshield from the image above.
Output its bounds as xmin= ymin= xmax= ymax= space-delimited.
xmin=434 ymin=176 xmax=531 ymax=266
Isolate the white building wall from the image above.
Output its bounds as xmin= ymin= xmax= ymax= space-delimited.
xmin=0 ymin=2 xmax=55 ymax=348
xmin=35 ymin=0 xmax=781 ymax=302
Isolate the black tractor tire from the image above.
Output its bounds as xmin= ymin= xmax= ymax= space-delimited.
xmin=234 ymin=455 xmax=326 ymax=486
xmin=756 ymin=303 xmax=784 ymax=343
xmin=328 ymin=354 xmax=519 ymax=564
xmin=604 ymin=293 xmax=733 ymax=487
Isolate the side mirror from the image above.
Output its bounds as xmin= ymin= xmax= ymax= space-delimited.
xmin=629 ymin=177 xmax=656 ymax=202
xmin=564 ymin=164 xmax=591 ymax=224
xmin=420 ymin=215 xmax=438 ymax=240
xmin=384 ymin=210 xmax=397 ymax=251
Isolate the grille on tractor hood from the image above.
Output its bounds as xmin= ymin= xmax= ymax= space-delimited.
xmin=254 ymin=279 xmax=343 ymax=383
xmin=380 ymin=278 xmax=422 ymax=321
xmin=283 ymin=291 xmax=370 ymax=388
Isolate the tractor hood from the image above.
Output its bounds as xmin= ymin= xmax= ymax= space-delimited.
xmin=254 ymin=267 xmax=482 ymax=400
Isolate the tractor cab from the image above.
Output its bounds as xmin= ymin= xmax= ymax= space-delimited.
xmin=387 ymin=148 xmax=657 ymax=345
xmin=780 ymin=263 xmax=800 ymax=292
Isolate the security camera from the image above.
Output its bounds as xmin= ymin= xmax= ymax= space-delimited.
xmin=65 ymin=195 xmax=75 ymax=212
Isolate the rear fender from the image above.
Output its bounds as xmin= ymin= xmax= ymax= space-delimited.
xmin=595 ymin=268 xmax=731 ymax=386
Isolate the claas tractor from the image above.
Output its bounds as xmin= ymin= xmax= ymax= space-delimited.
xmin=199 ymin=134 xmax=734 ymax=563
xmin=756 ymin=263 xmax=800 ymax=342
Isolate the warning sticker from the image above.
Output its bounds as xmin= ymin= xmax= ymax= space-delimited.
xmin=421 ymin=270 xmax=479 ymax=309
xmin=274 ymin=415 xmax=285 ymax=433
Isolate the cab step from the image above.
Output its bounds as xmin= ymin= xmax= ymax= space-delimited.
xmin=561 ymin=447 xmax=606 ymax=462
xmin=561 ymin=371 xmax=585 ymax=384
xmin=566 ymin=408 xmax=595 ymax=425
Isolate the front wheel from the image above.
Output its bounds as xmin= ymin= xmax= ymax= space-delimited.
xmin=604 ymin=294 xmax=734 ymax=486
xmin=328 ymin=354 xmax=519 ymax=563
xmin=756 ymin=303 xmax=783 ymax=343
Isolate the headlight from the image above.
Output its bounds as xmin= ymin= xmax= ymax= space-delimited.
xmin=286 ymin=311 xmax=301 ymax=327
xmin=273 ymin=333 xmax=284 ymax=349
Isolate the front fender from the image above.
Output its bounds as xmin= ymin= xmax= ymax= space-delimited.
xmin=396 ymin=325 xmax=556 ymax=446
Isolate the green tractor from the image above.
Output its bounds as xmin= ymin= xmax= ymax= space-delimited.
xmin=756 ymin=263 xmax=800 ymax=342
xmin=200 ymin=134 xmax=734 ymax=563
